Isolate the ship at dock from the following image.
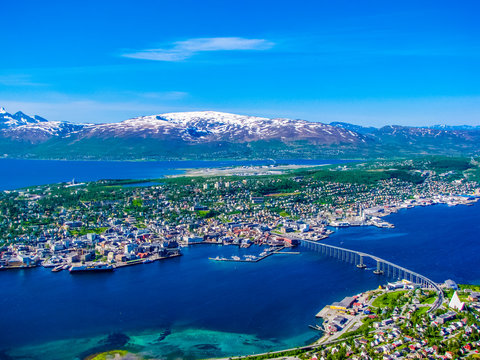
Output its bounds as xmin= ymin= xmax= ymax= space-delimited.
xmin=69 ymin=263 xmax=114 ymax=273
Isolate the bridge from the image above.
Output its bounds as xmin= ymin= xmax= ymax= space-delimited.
xmin=300 ymin=239 xmax=444 ymax=312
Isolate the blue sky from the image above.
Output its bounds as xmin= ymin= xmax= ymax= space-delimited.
xmin=1 ymin=0 xmax=479 ymax=126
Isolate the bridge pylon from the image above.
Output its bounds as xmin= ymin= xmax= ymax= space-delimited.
xmin=356 ymin=255 xmax=366 ymax=269
xmin=373 ymin=260 xmax=384 ymax=275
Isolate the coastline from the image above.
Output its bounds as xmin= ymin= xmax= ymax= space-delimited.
xmin=0 ymin=158 xmax=341 ymax=191
xmin=165 ymin=164 xmax=330 ymax=178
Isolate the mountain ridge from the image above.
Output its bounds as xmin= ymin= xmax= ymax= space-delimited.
xmin=0 ymin=107 xmax=479 ymax=160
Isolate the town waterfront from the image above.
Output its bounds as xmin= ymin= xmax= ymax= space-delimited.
xmin=1 ymin=202 xmax=479 ymax=359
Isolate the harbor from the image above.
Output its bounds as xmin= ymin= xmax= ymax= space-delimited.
xmin=113 ymin=253 xmax=181 ymax=268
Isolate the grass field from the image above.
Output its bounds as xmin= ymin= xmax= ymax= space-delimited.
xmin=372 ymin=291 xmax=408 ymax=308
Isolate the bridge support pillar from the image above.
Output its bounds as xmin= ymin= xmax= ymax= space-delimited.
xmin=373 ymin=260 xmax=384 ymax=275
xmin=356 ymin=255 xmax=366 ymax=269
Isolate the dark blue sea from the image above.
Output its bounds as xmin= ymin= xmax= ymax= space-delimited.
xmin=324 ymin=203 xmax=480 ymax=285
xmin=0 ymin=158 xmax=343 ymax=190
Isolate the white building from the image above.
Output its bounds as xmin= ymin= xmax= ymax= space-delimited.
xmin=449 ymin=291 xmax=465 ymax=311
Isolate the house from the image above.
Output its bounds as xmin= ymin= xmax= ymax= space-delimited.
xmin=444 ymin=351 xmax=454 ymax=359
xmin=331 ymin=315 xmax=348 ymax=328
xmin=437 ymin=311 xmax=456 ymax=324
xmin=251 ymin=197 xmax=264 ymax=204
xmin=115 ymin=254 xmax=127 ymax=262
xmin=81 ymin=251 xmax=95 ymax=262
xmin=468 ymin=292 xmax=480 ymax=302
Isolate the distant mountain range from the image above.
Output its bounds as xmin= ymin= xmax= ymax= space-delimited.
xmin=1 ymin=107 xmax=479 ymax=160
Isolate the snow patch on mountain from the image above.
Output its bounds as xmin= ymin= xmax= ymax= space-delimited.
xmin=81 ymin=111 xmax=362 ymax=144
xmin=0 ymin=107 xmax=86 ymax=142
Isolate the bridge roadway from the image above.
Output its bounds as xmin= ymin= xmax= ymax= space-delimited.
xmin=300 ymin=239 xmax=444 ymax=312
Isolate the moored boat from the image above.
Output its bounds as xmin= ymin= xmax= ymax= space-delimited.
xmin=69 ymin=263 xmax=114 ymax=273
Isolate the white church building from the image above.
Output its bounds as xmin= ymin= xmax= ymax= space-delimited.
xmin=449 ymin=291 xmax=465 ymax=311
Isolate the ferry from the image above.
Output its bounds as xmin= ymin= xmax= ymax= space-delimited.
xmin=69 ymin=263 xmax=114 ymax=273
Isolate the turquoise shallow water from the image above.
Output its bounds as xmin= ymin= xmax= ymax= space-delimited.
xmin=1 ymin=203 xmax=479 ymax=359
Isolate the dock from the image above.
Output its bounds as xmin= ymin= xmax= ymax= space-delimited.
xmin=114 ymin=253 xmax=181 ymax=268
xmin=209 ymin=247 xmax=286 ymax=263
xmin=0 ymin=264 xmax=37 ymax=271
xmin=316 ymin=306 xmax=332 ymax=318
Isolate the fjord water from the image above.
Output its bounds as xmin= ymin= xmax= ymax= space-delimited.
xmin=0 ymin=158 xmax=340 ymax=190
xmin=1 ymin=203 xmax=480 ymax=359
xmin=324 ymin=202 xmax=480 ymax=285
xmin=1 ymin=244 xmax=384 ymax=359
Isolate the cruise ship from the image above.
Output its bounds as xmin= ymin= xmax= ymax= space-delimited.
xmin=69 ymin=263 xmax=114 ymax=273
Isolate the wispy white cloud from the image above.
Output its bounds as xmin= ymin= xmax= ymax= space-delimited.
xmin=122 ymin=37 xmax=275 ymax=61
xmin=135 ymin=91 xmax=189 ymax=100
xmin=0 ymin=74 xmax=46 ymax=87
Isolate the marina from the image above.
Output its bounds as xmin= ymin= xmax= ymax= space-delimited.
xmin=209 ymin=246 xmax=286 ymax=263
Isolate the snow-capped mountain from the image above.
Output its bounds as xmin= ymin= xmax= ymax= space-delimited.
xmin=80 ymin=111 xmax=364 ymax=144
xmin=0 ymin=107 xmax=48 ymax=129
xmin=0 ymin=107 xmax=86 ymax=142
xmin=1 ymin=106 xmax=480 ymax=160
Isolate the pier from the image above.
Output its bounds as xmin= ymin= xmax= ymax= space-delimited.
xmin=209 ymin=247 xmax=289 ymax=263
xmin=300 ymin=240 xmax=443 ymax=312
xmin=114 ymin=253 xmax=181 ymax=268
